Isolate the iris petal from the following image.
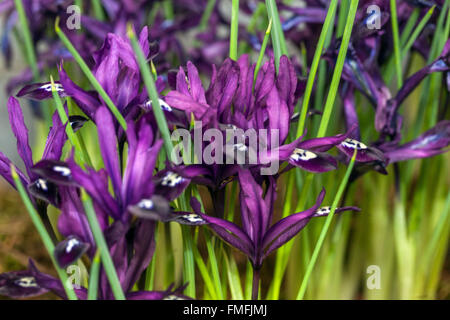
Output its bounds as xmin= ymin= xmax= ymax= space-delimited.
xmin=54 ymin=236 xmax=90 ymax=268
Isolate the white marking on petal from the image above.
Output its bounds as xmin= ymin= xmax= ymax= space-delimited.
xmin=40 ymin=83 xmax=64 ymax=92
xmin=315 ymin=206 xmax=331 ymax=216
xmin=65 ymin=238 xmax=80 ymax=253
xmin=36 ymin=179 xmax=48 ymax=191
xmin=138 ymin=199 xmax=154 ymax=210
xmin=15 ymin=277 xmax=38 ymax=288
xmin=341 ymin=138 xmax=368 ymax=150
xmin=178 ymin=214 xmax=205 ymax=224
xmin=161 ymin=171 xmax=184 ymax=187
xmin=53 ymin=166 xmax=71 ymax=177
xmin=290 ymin=148 xmax=318 ymax=161
xmin=145 ymin=99 xmax=173 ymax=112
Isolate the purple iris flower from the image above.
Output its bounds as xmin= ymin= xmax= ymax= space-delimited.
xmin=0 ymin=258 xmax=188 ymax=300
xmin=166 ymin=55 xmax=352 ymax=177
xmin=0 ymin=106 xmax=199 ymax=299
xmin=164 ymin=55 xmax=355 ymax=219
xmin=184 ymin=167 xmax=358 ymax=297
xmin=380 ymin=120 xmax=450 ymax=163
xmin=17 ymin=27 xmax=162 ymax=126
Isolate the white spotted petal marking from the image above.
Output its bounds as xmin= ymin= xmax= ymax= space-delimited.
xmin=290 ymin=148 xmax=318 ymax=162
xmin=315 ymin=206 xmax=331 ymax=216
xmin=53 ymin=166 xmax=71 ymax=177
xmin=161 ymin=171 xmax=184 ymax=187
xmin=36 ymin=179 xmax=48 ymax=191
xmin=15 ymin=277 xmax=38 ymax=288
xmin=138 ymin=199 xmax=154 ymax=210
xmin=341 ymin=138 xmax=368 ymax=150
xmin=177 ymin=213 xmax=205 ymax=225
xmin=40 ymin=83 xmax=64 ymax=92
xmin=65 ymin=238 xmax=80 ymax=253
xmin=145 ymin=99 xmax=173 ymax=112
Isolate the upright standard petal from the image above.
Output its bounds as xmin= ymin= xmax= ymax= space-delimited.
xmin=95 ymin=107 xmax=122 ymax=203
xmin=7 ymin=97 xmax=35 ymax=180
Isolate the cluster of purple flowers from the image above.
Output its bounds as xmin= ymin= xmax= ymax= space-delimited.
xmin=0 ymin=0 xmax=449 ymax=300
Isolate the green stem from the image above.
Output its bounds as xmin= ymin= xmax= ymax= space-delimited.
xmin=229 ymin=0 xmax=239 ymax=60
xmin=222 ymin=248 xmax=244 ymax=300
xmin=87 ymin=250 xmax=101 ymax=300
xmin=11 ymin=165 xmax=78 ymax=300
xmin=193 ymin=244 xmax=218 ymax=299
xmin=205 ymin=231 xmax=224 ymax=299
xmin=92 ymin=0 xmax=106 ymax=20
xmin=199 ymin=0 xmax=217 ymax=31
xmin=14 ymin=0 xmax=39 ymax=79
xmin=390 ymin=0 xmax=403 ymax=88
xmin=265 ymin=0 xmax=288 ymax=69
xmin=182 ymin=226 xmax=196 ymax=298
xmin=296 ymin=151 xmax=357 ymax=300
xmin=50 ymin=76 xmax=93 ymax=167
xmin=316 ymin=0 xmax=359 ymax=138
xmin=402 ymin=6 xmax=435 ymax=58
xmin=81 ymin=190 xmax=126 ymax=300
xmin=254 ymin=19 xmax=272 ymax=82
xmin=127 ymin=24 xmax=174 ymax=159
xmin=295 ymin=0 xmax=339 ymax=138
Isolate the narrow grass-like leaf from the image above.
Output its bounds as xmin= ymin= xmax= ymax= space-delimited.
xmin=50 ymin=76 xmax=93 ymax=167
xmin=127 ymin=24 xmax=174 ymax=158
xmin=91 ymin=0 xmax=106 ymax=21
xmin=222 ymin=248 xmax=244 ymax=300
xmin=390 ymin=0 xmax=403 ymax=88
xmin=295 ymin=0 xmax=339 ymax=138
xmin=81 ymin=190 xmax=125 ymax=300
xmin=254 ymin=19 xmax=272 ymax=82
xmin=229 ymin=0 xmax=239 ymax=60
xmin=402 ymin=6 xmax=436 ymax=58
xmin=193 ymin=244 xmax=218 ymax=299
xmin=265 ymin=0 xmax=288 ymax=69
xmin=205 ymin=231 xmax=224 ymax=299
xmin=13 ymin=0 xmax=39 ymax=79
xmin=199 ymin=0 xmax=217 ymax=31
xmin=296 ymin=151 xmax=357 ymax=300
xmin=87 ymin=250 xmax=101 ymax=300
xmin=316 ymin=0 xmax=359 ymax=138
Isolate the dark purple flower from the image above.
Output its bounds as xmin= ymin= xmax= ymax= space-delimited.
xmin=195 ymin=168 xmax=358 ymax=269
xmin=377 ymin=39 xmax=450 ymax=136
xmin=0 ymin=270 xmax=48 ymax=299
xmin=0 ymin=259 xmax=188 ymax=300
xmin=16 ymin=81 xmax=67 ymax=100
xmin=337 ymin=138 xmax=387 ymax=163
xmin=381 ymin=120 xmax=450 ymax=163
